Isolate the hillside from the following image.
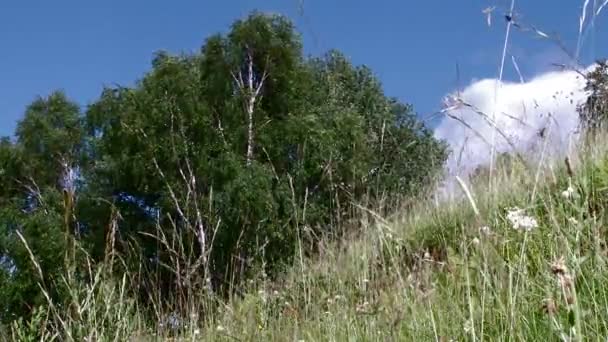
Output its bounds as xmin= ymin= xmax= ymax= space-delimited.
xmin=7 ymin=130 xmax=608 ymax=341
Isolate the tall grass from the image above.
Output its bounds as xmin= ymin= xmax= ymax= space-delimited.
xmin=189 ymin=132 xmax=608 ymax=341
xmin=6 ymin=129 xmax=608 ymax=341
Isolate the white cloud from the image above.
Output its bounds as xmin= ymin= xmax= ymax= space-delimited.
xmin=434 ymin=65 xmax=595 ymax=178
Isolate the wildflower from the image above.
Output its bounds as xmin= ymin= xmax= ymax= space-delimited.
xmin=561 ymin=186 xmax=576 ymax=199
xmin=193 ymin=328 xmax=200 ymax=336
xmin=506 ymin=207 xmax=538 ymax=231
xmin=472 ymin=237 xmax=480 ymax=246
xmin=479 ymin=225 xmax=491 ymax=236
xmin=216 ymin=325 xmax=225 ymax=332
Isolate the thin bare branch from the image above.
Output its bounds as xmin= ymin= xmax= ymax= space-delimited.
xmin=598 ymin=0 xmax=608 ymax=15
xmin=230 ymin=70 xmax=245 ymax=90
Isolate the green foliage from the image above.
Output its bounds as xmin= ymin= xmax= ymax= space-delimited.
xmin=82 ymin=10 xmax=446 ymax=306
xmin=9 ymin=306 xmax=49 ymax=341
xmin=0 ymin=92 xmax=84 ymax=322
xmin=0 ymin=11 xmax=446 ymax=326
xmin=0 ymin=139 xmax=25 ymax=207
xmin=16 ymin=91 xmax=84 ymax=188
xmin=0 ymin=188 xmax=71 ymax=322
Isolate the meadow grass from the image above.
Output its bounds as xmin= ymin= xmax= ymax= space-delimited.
xmin=194 ymin=134 xmax=608 ymax=342
xmin=6 ymin=132 xmax=608 ymax=341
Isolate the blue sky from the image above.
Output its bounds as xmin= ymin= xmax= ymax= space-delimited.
xmin=1 ymin=0 xmax=606 ymax=137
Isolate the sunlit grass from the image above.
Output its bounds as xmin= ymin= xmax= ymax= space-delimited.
xmin=6 ymin=132 xmax=608 ymax=341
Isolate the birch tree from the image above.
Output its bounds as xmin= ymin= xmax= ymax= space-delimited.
xmin=231 ymin=47 xmax=268 ymax=166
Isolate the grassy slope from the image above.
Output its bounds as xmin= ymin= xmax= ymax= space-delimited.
xmin=8 ymin=136 xmax=608 ymax=341
xmin=192 ymin=136 xmax=608 ymax=341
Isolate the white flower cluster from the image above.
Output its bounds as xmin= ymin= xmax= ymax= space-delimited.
xmin=506 ymin=207 xmax=538 ymax=231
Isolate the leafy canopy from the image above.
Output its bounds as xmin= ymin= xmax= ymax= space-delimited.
xmin=0 ymin=11 xmax=448 ymax=322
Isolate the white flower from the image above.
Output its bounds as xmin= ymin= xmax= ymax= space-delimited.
xmin=193 ymin=328 xmax=200 ymax=336
xmin=472 ymin=237 xmax=480 ymax=246
xmin=216 ymin=325 xmax=225 ymax=332
xmin=561 ymin=186 xmax=576 ymax=199
xmin=506 ymin=207 xmax=538 ymax=231
xmin=568 ymin=217 xmax=579 ymax=225
xmin=479 ymin=225 xmax=491 ymax=235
